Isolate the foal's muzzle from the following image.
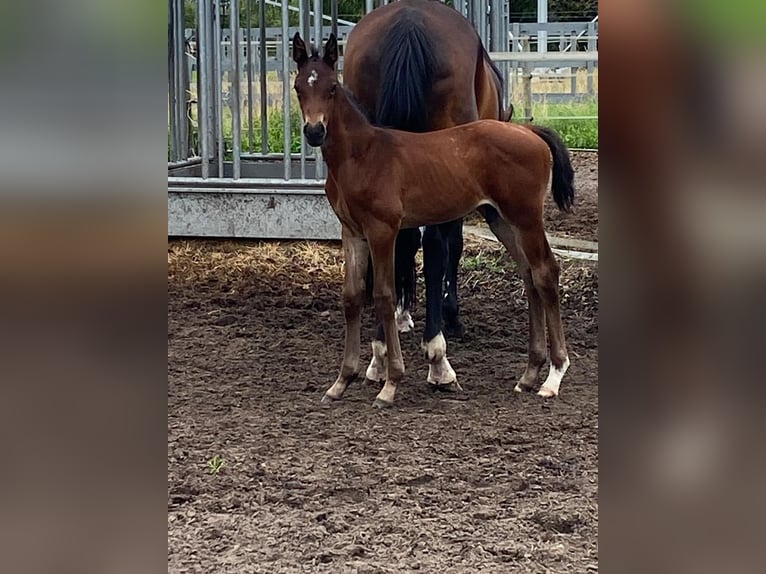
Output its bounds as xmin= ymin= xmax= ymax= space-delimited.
xmin=303 ymin=122 xmax=326 ymax=147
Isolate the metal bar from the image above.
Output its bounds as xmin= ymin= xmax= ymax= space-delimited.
xmin=258 ymin=0 xmax=268 ymax=154
xmin=263 ymin=0 xmax=355 ymax=26
xmin=198 ymin=0 xmax=210 ymax=178
xmin=213 ymin=0 xmax=224 ymax=177
xmin=175 ymin=0 xmax=189 ymax=161
xmin=167 ymin=157 xmax=203 ymax=169
xmin=489 ymin=51 xmax=598 ymax=62
xmin=168 ymin=0 xmax=178 ymax=161
xmin=331 ymin=0 xmax=338 ymax=39
xmin=313 ymin=0 xmax=324 ymax=180
xmin=231 ymin=0 xmax=242 ymax=178
xmin=587 ymin=20 xmax=596 ymax=97
xmin=169 ymin=176 xmax=326 ymax=189
xmin=246 ymin=0 xmax=254 ymax=151
xmin=300 ymin=0 xmax=310 ymax=180
xmin=569 ymin=33 xmax=577 ymax=97
xmin=365 ymin=0 xmax=373 ymax=16
xmin=537 ymin=0 xmax=547 ymax=53
xmin=471 ymin=0 xmax=483 ymax=43
xmin=171 ymin=0 xmax=180 ymax=160
xmin=281 ymin=0 xmax=292 ymax=179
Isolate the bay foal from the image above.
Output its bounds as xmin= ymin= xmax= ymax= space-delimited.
xmin=293 ymin=34 xmax=574 ymax=407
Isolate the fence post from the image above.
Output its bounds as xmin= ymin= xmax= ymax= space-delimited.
xmin=587 ymin=20 xmax=596 ymax=97
xmin=522 ymin=37 xmax=532 ymax=122
xmin=570 ymin=31 xmax=577 ymax=98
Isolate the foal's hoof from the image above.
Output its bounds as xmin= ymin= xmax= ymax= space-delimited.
xmin=514 ymin=381 xmax=536 ymax=394
xmin=372 ymin=398 xmax=393 ymax=409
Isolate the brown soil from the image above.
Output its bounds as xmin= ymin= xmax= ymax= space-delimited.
xmin=168 ymin=153 xmax=598 ymax=573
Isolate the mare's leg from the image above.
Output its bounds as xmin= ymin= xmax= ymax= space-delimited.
xmin=442 ymin=219 xmax=465 ymax=338
xmin=368 ymin=226 xmax=405 ymax=408
xmin=516 ymin=222 xmax=570 ymax=397
xmin=480 ymin=206 xmax=547 ymax=393
xmin=394 ymin=227 xmax=421 ymax=332
xmin=322 ymin=227 xmax=369 ymax=402
xmin=421 ymin=225 xmax=458 ymax=390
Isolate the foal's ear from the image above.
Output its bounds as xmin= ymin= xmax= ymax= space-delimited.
xmin=292 ymin=32 xmax=308 ymax=68
xmin=323 ymin=33 xmax=338 ymax=69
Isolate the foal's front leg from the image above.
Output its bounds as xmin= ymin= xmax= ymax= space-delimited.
xmin=322 ymin=228 xmax=369 ymax=403
xmin=368 ymin=228 xmax=405 ymax=408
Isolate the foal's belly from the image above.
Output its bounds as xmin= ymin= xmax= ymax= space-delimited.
xmin=400 ymin=190 xmax=484 ymax=229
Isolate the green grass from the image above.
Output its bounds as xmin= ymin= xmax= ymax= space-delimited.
xmin=461 ymin=252 xmax=508 ymax=273
xmin=527 ymin=100 xmax=598 ymax=149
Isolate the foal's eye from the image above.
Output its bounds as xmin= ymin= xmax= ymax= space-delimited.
xmin=330 ymin=84 xmax=337 ymax=96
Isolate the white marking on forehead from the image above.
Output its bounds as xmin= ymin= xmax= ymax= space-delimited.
xmin=307 ymin=69 xmax=318 ymax=87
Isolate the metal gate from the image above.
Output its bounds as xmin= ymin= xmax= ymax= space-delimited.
xmin=167 ymin=1 xmax=596 ymax=239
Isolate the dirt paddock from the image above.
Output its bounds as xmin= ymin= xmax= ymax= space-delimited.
xmin=168 ymin=152 xmax=598 ymax=572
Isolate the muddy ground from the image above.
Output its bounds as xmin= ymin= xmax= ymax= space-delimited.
xmin=168 ymin=151 xmax=598 ymax=573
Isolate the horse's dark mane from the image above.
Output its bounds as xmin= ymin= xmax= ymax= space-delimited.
xmin=376 ymin=12 xmax=437 ymax=132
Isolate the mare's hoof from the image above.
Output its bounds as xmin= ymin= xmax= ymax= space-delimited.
xmin=443 ymin=321 xmax=465 ymax=340
xmin=514 ymin=382 xmax=536 ymax=394
xmin=372 ymin=398 xmax=393 ymax=409
xmin=321 ymin=393 xmax=339 ymax=404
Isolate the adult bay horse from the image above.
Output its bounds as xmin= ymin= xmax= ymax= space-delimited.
xmin=292 ymin=33 xmax=574 ymax=407
xmin=341 ymin=0 xmax=511 ymax=391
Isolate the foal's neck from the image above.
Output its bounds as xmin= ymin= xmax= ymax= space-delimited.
xmin=322 ymin=86 xmax=376 ymax=166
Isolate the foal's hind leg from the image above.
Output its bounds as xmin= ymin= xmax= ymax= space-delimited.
xmin=481 ymin=210 xmax=547 ymax=393
xmin=516 ymin=223 xmax=570 ymax=397
xmin=323 ymin=228 xmax=369 ymax=402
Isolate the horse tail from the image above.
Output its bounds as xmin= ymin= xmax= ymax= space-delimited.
xmin=526 ymin=125 xmax=575 ymax=212
xmin=376 ymin=15 xmax=436 ymax=132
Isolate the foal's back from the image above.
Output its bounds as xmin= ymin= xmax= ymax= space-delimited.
xmin=389 ymin=120 xmax=551 ymax=189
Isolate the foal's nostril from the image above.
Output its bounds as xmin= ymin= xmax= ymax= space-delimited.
xmin=303 ymin=122 xmax=326 ymax=146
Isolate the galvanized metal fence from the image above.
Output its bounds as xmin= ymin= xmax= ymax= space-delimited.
xmin=168 ymin=0 xmax=597 ymax=239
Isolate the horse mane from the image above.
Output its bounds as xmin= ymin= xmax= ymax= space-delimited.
xmin=375 ymin=12 xmax=437 ymax=132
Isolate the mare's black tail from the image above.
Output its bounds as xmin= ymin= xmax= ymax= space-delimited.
xmin=365 ymin=15 xmax=437 ymax=309
xmin=526 ymin=125 xmax=576 ymax=212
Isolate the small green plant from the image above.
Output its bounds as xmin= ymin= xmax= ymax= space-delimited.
xmin=207 ymin=455 xmax=226 ymax=475
xmin=462 ymin=253 xmax=507 ymax=273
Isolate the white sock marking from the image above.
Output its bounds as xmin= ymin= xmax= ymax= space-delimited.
xmin=365 ymin=340 xmax=387 ymax=382
xmin=538 ymin=356 xmax=570 ymax=397
xmin=422 ymin=332 xmax=457 ymax=385
xmin=395 ymin=305 xmax=414 ymax=333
